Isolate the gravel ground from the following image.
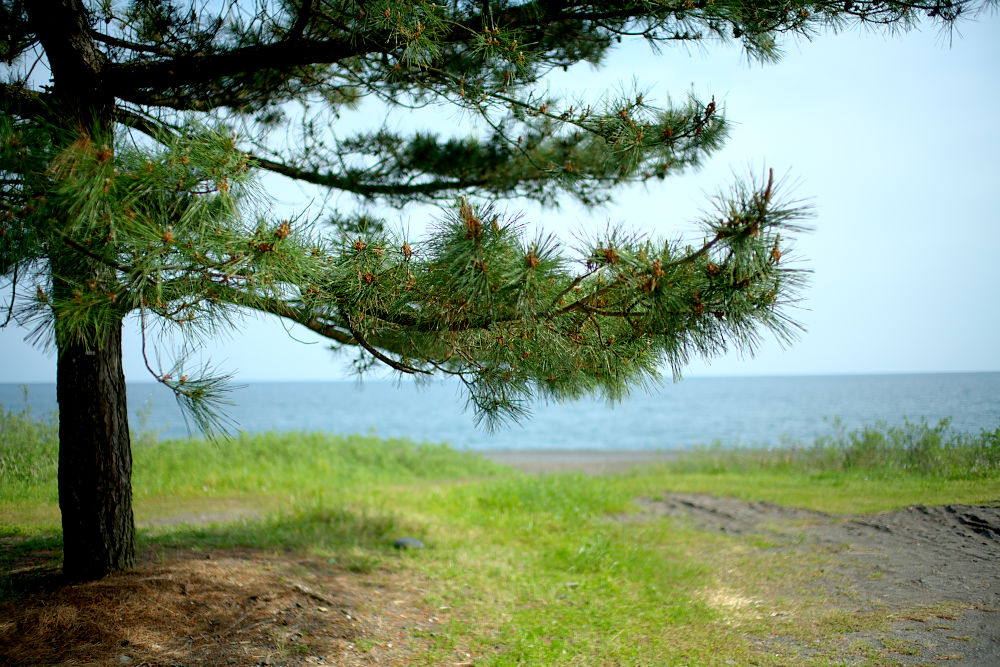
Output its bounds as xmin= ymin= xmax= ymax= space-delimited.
xmin=633 ymin=494 xmax=1000 ymax=665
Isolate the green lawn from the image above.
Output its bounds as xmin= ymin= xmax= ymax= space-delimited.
xmin=2 ymin=405 xmax=998 ymax=665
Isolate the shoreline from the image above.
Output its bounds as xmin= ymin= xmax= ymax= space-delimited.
xmin=474 ymin=449 xmax=681 ymax=474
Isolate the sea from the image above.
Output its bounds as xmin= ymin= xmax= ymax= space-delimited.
xmin=2 ymin=373 xmax=998 ymax=450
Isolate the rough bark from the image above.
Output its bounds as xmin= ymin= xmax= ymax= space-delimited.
xmin=55 ymin=310 xmax=135 ymax=581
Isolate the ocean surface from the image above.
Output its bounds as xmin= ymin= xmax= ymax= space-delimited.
xmin=2 ymin=373 xmax=998 ymax=450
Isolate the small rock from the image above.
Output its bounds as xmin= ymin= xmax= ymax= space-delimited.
xmin=118 ymin=655 xmax=132 ymax=665
xmin=394 ymin=537 xmax=424 ymax=549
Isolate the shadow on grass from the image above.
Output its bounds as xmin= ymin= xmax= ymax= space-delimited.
xmin=0 ymin=533 xmax=63 ymax=601
xmin=2 ymin=503 xmax=418 ymax=602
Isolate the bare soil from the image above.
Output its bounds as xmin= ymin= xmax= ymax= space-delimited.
xmin=0 ymin=546 xmax=471 ymax=666
xmin=637 ymin=493 xmax=1000 ymax=666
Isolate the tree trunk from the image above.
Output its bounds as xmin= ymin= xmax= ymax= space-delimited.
xmin=27 ymin=0 xmax=136 ymax=581
xmin=56 ymin=308 xmax=135 ymax=581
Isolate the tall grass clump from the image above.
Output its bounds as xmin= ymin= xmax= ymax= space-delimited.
xmin=2 ymin=402 xmax=506 ymax=506
xmin=816 ymin=418 xmax=1000 ymax=477
xmin=676 ymin=418 xmax=1000 ymax=480
xmin=133 ymin=430 xmax=506 ymax=498
xmin=0 ymin=402 xmax=58 ymax=502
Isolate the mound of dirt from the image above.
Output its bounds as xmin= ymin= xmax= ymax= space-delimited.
xmin=636 ymin=493 xmax=1000 ymax=665
xmin=0 ymin=548 xmax=469 ymax=666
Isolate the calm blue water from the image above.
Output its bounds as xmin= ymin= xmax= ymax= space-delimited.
xmin=1 ymin=374 xmax=997 ymax=450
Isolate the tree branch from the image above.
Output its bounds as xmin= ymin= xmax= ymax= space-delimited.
xmin=90 ymin=30 xmax=177 ymax=57
xmin=0 ymin=82 xmax=49 ymax=119
xmin=252 ymin=155 xmax=490 ymax=198
xmin=346 ymin=316 xmax=431 ymax=375
xmin=113 ymin=106 xmax=179 ymax=143
xmin=201 ymin=283 xmax=357 ymax=346
xmin=1 ymin=265 xmax=16 ymax=328
xmin=106 ymin=38 xmax=364 ymax=102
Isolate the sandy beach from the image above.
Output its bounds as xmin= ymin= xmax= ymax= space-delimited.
xmin=476 ymin=449 xmax=679 ymax=474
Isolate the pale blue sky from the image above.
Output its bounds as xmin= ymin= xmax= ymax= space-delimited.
xmin=2 ymin=14 xmax=999 ymax=382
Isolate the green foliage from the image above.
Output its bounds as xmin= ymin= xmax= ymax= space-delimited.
xmin=3 ymin=405 xmax=996 ymax=512
xmin=0 ymin=400 xmax=57 ymax=501
xmin=0 ymin=404 xmax=505 ymax=506
xmin=674 ymin=418 xmax=1000 ymax=480
xmin=5 ymin=0 xmax=984 ymax=434
xmin=3 ymin=99 xmax=811 ymax=430
xmin=2 ymin=0 xmax=994 ymax=583
xmin=133 ymin=429 xmax=504 ymax=498
xmin=472 ymin=473 xmax=631 ymax=526
xmin=813 ymin=418 xmax=1000 ymax=477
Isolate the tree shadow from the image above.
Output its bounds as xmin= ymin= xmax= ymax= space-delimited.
xmin=2 ymin=503 xmax=421 ymax=601
xmin=1 ymin=506 xmax=434 ymax=665
xmin=142 ymin=503 xmax=418 ymax=571
xmin=0 ymin=533 xmax=64 ymax=601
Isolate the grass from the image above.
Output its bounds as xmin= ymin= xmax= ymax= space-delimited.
xmin=2 ymin=403 xmax=999 ymax=664
xmin=408 ymin=489 xmax=737 ymax=664
xmin=675 ymin=416 xmax=1000 ymax=480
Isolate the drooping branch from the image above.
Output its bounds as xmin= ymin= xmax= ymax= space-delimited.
xmin=346 ymin=315 xmax=431 ymax=375
xmin=195 ymin=281 xmax=357 ymax=346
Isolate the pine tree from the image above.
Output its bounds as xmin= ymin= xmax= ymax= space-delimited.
xmin=0 ymin=0 xmax=987 ymax=580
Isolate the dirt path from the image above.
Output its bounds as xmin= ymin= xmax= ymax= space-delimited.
xmin=637 ymin=493 xmax=1000 ymax=665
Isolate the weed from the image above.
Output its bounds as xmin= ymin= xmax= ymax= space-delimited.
xmin=674 ymin=417 xmax=1000 ymax=481
xmin=0 ymin=401 xmax=58 ymax=503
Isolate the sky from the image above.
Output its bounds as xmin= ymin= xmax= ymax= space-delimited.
xmin=2 ymin=12 xmax=999 ymax=383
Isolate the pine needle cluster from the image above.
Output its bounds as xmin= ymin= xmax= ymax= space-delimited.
xmin=2 ymin=0 xmax=988 ymax=430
